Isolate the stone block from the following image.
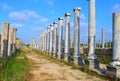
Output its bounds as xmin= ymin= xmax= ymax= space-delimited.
xmin=64 ymin=54 xmax=71 ymax=62
xmin=85 ymin=59 xmax=99 ymax=69
xmin=74 ymin=56 xmax=83 ymax=66
xmin=106 ymin=65 xmax=120 ymax=79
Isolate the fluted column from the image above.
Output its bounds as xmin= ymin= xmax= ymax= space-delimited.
xmin=58 ymin=17 xmax=64 ymax=59
xmin=73 ymin=7 xmax=83 ymax=66
xmin=53 ymin=22 xmax=58 ymax=57
xmin=64 ymin=13 xmax=71 ymax=62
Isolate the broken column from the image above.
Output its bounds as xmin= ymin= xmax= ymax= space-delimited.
xmin=85 ymin=0 xmax=99 ymax=69
xmin=64 ymin=13 xmax=71 ymax=62
xmin=107 ymin=12 xmax=120 ymax=79
xmin=58 ymin=17 xmax=64 ymax=59
xmin=12 ymin=28 xmax=17 ymax=54
xmin=53 ymin=22 xmax=58 ymax=58
xmin=8 ymin=28 xmax=14 ymax=58
xmin=1 ymin=22 xmax=10 ymax=58
xmin=73 ymin=7 xmax=83 ymax=66
xmin=101 ymin=28 xmax=105 ymax=49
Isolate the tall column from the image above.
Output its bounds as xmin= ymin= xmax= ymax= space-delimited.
xmin=101 ymin=28 xmax=105 ymax=49
xmin=73 ymin=7 xmax=83 ymax=66
xmin=58 ymin=17 xmax=64 ymax=59
xmin=1 ymin=22 xmax=10 ymax=58
xmin=8 ymin=28 xmax=14 ymax=58
xmin=107 ymin=12 xmax=120 ymax=79
xmin=50 ymin=24 xmax=54 ymax=56
xmin=47 ymin=27 xmax=50 ymax=54
xmin=53 ymin=22 xmax=58 ymax=57
xmin=85 ymin=0 xmax=99 ymax=69
xmin=64 ymin=13 xmax=71 ymax=62
xmin=45 ymin=31 xmax=47 ymax=52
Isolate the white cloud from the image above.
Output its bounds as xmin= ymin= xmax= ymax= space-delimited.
xmin=80 ymin=13 xmax=86 ymax=20
xmin=2 ymin=3 xmax=11 ymax=10
xmin=37 ymin=17 xmax=48 ymax=24
xmin=112 ymin=4 xmax=120 ymax=12
xmin=9 ymin=10 xmax=40 ymax=21
xmin=11 ymin=23 xmax=24 ymax=28
xmin=45 ymin=0 xmax=54 ymax=5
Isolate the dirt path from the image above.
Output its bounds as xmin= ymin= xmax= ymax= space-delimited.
xmin=26 ymin=53 xmax=106 ymax=81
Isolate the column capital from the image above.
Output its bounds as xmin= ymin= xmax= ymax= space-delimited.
xmin=53 ymin=21 xmax=58 ymax=24
xmin=58 ymin=17 xmax=64 ymax=20
xmin=65 ymin=13 xmax=71 ymax=17
xmin=73 ymin=7 xmax=81 ymax=12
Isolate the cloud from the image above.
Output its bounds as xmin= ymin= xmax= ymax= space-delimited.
xmin=37 ymin=17 xmax=48 ymax=24
xmin=2 ymin=3 xmax=11 ymax=10
xmin=80 ymin=13 xmax=86 ymax=20
xmin=112 ymin=4 xmax=120 ymax=12
xmin=9 ymin=10 xmax=40 ymax=21
xmin=11 ymin=23 xmax=24 ymax=28
xmin=32 ymin=26 xmax=44 ymax=31
xmin=45 ymin=0 xmax=54 ymax=5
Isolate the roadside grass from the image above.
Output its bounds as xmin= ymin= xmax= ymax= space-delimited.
xmin=0 ymin=46 xmax=33 ymax=81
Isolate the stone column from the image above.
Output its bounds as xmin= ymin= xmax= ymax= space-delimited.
xmin=45 ymin=31 xmax=47 ymax=52
xmin=101 ymin=28 xmax=105 ymax=49
xmin=50 ymin=24 xmax=54 ymax=56
xmin=1 ymin=22 xmax=10 ymax=58
xmin=47 ymin=27 xmax=50 ymax=54
xmin=64 ymin=13 xmax=71 ymax=62
xmin=107 ymin=12 xmax=120 ymax=79
xmin=58 ymin=17 xmax=64 ymax=59
xmin=12 ymin=28 xmax=17 ymax=54
xmin=73 ymin=7 xmax=83 ymax=66
xmin=85 ymin=0 xmax=99 ymax=69
xmin=8 ymin=28 xmax=14 ymax=58
xmin=53 ymin=22 xmax=58 ymax=58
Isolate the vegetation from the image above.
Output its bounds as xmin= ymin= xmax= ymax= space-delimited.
xmin=0 ymin=47 xmax=31 ymax=81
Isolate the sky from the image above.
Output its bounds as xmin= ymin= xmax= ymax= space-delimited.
xmin=0 ymin=0 xmax=120 ymax=44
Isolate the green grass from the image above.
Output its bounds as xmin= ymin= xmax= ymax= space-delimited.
xmin=0 ymin=49 xmax=30 ymax=81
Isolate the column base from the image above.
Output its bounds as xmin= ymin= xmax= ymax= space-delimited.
xmin=85 ymin=59 xmax=99 ymax=70
xmin=49 ymin=52 xmax=53 ymax=57
xmin=106 ymin=65 xmax=120 ymax=79
xmin=73 ymin=56 xmax=83 ymax=66
xmin=58 ymin=54 xmax=64 ymax=60
xmin=53 ymin=53 xmax=57 ymax=58
xmin=64 ymin=54 xmax=71 ymax=62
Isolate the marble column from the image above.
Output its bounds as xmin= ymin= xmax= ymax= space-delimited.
xmin=8 ymin=28 xmax=14 ymax=58
xmin=53 ymin=22 xmax=58 ymax=57
xmin=85 ymin=0 xmax=99 ymax=69
xmin=73 ymin=7 xmax=83 ymax=66
xmin=107 ymin=13 xmax=120 ymax=79
xmin=58 ymin=17 xmax=64 ymax=59
xmin=50 ymin=24 xmax=54 ymax=56
xmin=47 ymin=27 xmax=50 ymax=54
xmin=101 ymin=28 xmax=105 ymax=49
xmin=64 ymin=13 xmax=71 ymax=62
xmin=45 ymin=31 xmax=47 ymax=52
xmin=1 ymin=22 xmax=10 ymax=58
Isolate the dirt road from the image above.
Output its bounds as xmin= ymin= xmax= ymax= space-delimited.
xmin=26 ymin=52 xmax=106 ymax=81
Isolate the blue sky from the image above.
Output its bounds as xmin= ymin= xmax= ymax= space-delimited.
xmin=0 ymin=0 xmax=120 ymax=44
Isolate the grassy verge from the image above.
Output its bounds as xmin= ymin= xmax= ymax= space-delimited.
xmin=0 ymin=46 xmax=31 ymax=81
